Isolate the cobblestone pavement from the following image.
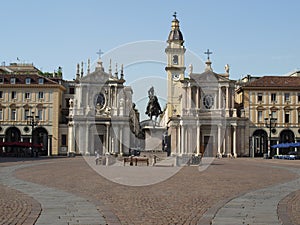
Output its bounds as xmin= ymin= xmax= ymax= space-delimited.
xmin=0 ymin=160 xmax=107 ymax=225
xmin=286 ymin=190 xmax=300 ymax=225
xmin=211 ymin=165 xmax=300 ymax=225
xmin=9 ymin=157 xmax=299 ymax=225
xmin=0 ymin=184 xmax=41 ymax=225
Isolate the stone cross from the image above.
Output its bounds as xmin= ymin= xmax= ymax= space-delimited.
xmin=96 ymin=49 xmax=104 ymax=59
xmin=204 ymin=49 xmax=212 ymax=60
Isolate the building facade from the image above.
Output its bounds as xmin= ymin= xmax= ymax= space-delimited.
xmin=0 ymin=63 xmax=66 ymax=156
xmin=162 ymin=15 xmax=248 ymax=157
xmin=238 ymin=76 xmax=300 ymax=157
xmin=67 ymin=58 xmax=138 ymax=156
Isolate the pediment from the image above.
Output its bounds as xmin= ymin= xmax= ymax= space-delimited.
xmin=80 ymin=70 xmax=110 ymax=84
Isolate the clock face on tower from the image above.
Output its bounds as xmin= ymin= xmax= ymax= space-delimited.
xmin=172 ymin=72 xmax=180 ymax=81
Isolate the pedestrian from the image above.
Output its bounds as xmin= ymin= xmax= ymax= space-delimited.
xmin=95 ymin=151 xmax=100 ymax=165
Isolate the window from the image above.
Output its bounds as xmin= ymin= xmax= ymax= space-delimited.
xmin=61 ymin=134 xmax=67 ymax=146
xmin=25 ymin=77 xmax=31 ymax=84
xmin=38 ymin=109 xmax=43 ymax=120
xmin=298 ymin=111 xmax=300 ymax=124
xmin=172 ymin=55 xmax=178 ymax=65
xmin=271 ymin=93 xmax=276 ymax=102
xmin=298 ymin=93 xmax=300 ymax=103
xmin=257 ymin=93 xmax=263 ymax=102
xmin=257 ymin=111 xmax=262 ymax=123
xmin=65 ymin=98 xmax=70 ymax=108
xmin=11 ymin=91 xmax=16 ymax=99
xmin=0 ymin=109 xmax=3 ymax=120
xmin=11 ymin=109 xmax=16 ymax=121
xmin=24 ymin=109 xmax=29 ymax=120
xmin=271 ymin=111 xmax=276 ymax=119
xmin=285 ymin=111 xmax=290 ymax=123
xmin=284 ymin=93 xmax=290 ymax=102
xmin=0 ymin=91 xmax=3 ymax=99
xmin=38 ymin=92 xmax=44 ymax=99
xmin=0 ymin=77 xmax=3 ymax=84
xmin=38 ymin=78 xmax=44 ymax=84
xmin=25 ymin=92 xmax=30 ymax=99
xmin=69 ymin=87 xmax=75 ymax=94
xmin=10 ymin=78 xmax=16 ymax=84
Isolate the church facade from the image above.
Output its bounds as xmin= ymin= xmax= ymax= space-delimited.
xmin=67 ymin=59 xmax=139 ymax=156
xmin=162 ymin=15 xmax=249 ymax=157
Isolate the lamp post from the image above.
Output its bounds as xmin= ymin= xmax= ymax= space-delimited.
xmin=264 ymin=113 xmax=277 ymax=158
xmin=27 ymin=111 xmax=39 ymax=157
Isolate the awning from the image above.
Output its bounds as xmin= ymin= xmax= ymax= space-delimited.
xmin=271 ymin=142 xmax=300 ymax=148
xmin=0 ymin=142 xmax=42 ymax=148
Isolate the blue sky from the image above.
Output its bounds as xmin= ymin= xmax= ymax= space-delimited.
xmin=1 ymin=0 xmax=300 ymax=82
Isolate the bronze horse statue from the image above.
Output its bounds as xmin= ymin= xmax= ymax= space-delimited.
xmin=145 ymin=87 xmax=162 ymax=125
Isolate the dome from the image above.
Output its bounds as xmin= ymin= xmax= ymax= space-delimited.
xmin=167 ymin=15 xmax=184 ymax=42
xmin=168 ymin=29 xmax=184 ymax=41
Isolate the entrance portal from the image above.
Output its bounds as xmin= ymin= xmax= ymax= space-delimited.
xmin=33 ymin=127 xmax=48 ymax=156
xmin=94 ymin=135 xmax=104 ymax=155
xmin=204 ymin=136 xmax=213 ymax=157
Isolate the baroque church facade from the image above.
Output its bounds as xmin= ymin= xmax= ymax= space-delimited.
xmin=68 ymin=59 xmax=139 ymax=156
xmin=161 ymin=15 xmax=248 ymax=157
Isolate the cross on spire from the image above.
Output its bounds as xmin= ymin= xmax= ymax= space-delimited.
xmin=173 ymin=12 xmax=177 ymax=19
xmin=204 ymin=49 xmax=212 ymax=60
xmin=96 ymin=49 xmax=104 ymax=59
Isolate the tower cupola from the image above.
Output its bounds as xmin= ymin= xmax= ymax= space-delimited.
xmin=168 ymin=12 xmax=184 ymax=44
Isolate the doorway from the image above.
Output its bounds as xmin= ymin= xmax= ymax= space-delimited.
xmin=204 ymin=136 xmax=213 ymax=157
xmin=94 ymin=135 xmax=104 ymax=155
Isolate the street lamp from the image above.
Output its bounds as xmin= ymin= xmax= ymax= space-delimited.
xmin=27 ymin=111 xmax=39 ymax=157
xmin=264 ymin=113 xmax=277 ymax=158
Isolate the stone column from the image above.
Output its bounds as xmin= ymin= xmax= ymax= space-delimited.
xmin=182 ymin=87 xmax=187 ymax=115
xmin=196 ymin=121 xmax=200 ymax=155
xmin=177 ymin=125 xmax=181 ymax=155
xmin=233 ymin=125 xmax=237 ymax=157
xmin=68 ymin=122 xmax=74 ymax=154
xmin=105 ymin=124 xmax=110 ymax=154
xmin=226 ymin=126 xmax=232 ymax=157
xmin=85 ymin=124 xmax=90 ymax=155
xmin=226 ymin=87 xmax=229 ymax=110
xmin=119 ymin=126 xmax=123 ymax=155
xmin=218 ymin=87 xmax=222 ymax=109
xmin=218 ymin=124 xmax=222 ymax=156
xmin=222 ymin=132 xmax=226 ymax=155
xmin=180 ymin=123 xmax=184 ymax=155
xmin=195 ymin=87 xmax=199 ymax=109
xmin=186 ymin=126 xmax=189 ymax=154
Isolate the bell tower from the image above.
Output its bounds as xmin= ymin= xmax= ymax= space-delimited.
xmin=165 ymin=12 xmax=186 ymax=118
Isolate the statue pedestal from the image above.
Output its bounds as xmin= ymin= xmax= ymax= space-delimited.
xmin=143 ymin=126 xmax=165 ymax=151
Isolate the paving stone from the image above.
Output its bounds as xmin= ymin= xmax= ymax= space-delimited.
xmin=1 ymin=157 xmax=300 ymax=224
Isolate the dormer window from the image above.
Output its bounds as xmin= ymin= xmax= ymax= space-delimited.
xmin=10 ymin=77 xmax=16 ymax=84
xmin=38 ymin=78 xmax=44 ymax=84
xmin=25 ymin=77 xmax=31 ymax=84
